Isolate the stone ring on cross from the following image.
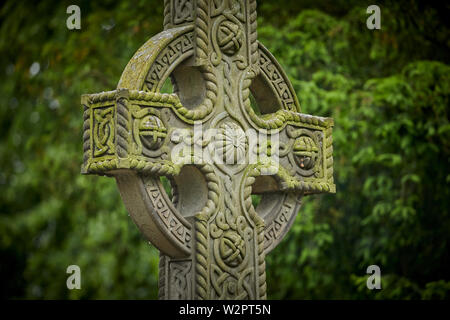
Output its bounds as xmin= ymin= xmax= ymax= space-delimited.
xmin=81 ymin=0 xmax=335 ymax=300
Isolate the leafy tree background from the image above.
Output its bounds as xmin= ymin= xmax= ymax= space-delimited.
xmin=0 ymin=0 xmax=449 ymax=299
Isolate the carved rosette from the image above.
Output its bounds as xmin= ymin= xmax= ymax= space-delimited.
xmin=213 ymin=122 xmax=247 ymax=164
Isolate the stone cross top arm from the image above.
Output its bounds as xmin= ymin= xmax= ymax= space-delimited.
xmin=81 ymin=0 xmax=335 ymax=300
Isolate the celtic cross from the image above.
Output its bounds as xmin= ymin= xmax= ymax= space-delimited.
xmin=82 ymin=0 xmax=335 ymax=300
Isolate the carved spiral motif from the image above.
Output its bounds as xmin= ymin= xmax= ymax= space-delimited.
xmin=293 ymin=135 xmax=318 ymax=170
xmin=217 ymin=20 xmax=243 ymax=56
xmin=138 ymin=115 xmax=167 ymax=150
xmin=214 ymin=122 xmax=247 ymax=164
xmin=219 ymin=231 xmax=246 ymax=268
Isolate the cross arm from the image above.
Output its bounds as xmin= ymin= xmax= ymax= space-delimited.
xmin=249 ymin=112 xmax=335 ymax=195
xmin=81 ymin=88 xmax=189 ymax=177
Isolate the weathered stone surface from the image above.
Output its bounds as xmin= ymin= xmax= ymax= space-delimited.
xmin=82 ymin=0 xmax=335 ymax=300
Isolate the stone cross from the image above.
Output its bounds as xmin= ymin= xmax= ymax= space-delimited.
xmin=81 ymin=0 xmax=335 ymax=300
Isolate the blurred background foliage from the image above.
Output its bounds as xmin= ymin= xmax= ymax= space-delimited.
xmin=0 ymin=0 xmax=449 ymax=299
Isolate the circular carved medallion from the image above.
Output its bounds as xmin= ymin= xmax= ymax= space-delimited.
xmin=139 ymin=114 xmax=167 ymax=150
xmin=217 ymin=20 xmax=243 ymax=56
xmin=219 ymin=231 xmax=246 ymax=267
xmin=293 ymin=135 xmax=318 ymax=170
xmin=214 ymin=122 xmax=247 ymax=164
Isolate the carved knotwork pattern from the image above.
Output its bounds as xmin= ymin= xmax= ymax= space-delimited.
xmin=173 ymin=0 xmax=194 ymax=25
xmin=169 ymin=260 xmax=192 ymax=299
xmin=207 ymin=168 xmax=257 ymax=300
xmin=209 ymin=214 xmax=255 ymax=299
xmin=92 ymin=106 xmax=115 ymax=157
xmin=212 ymin=0 xmax=246 ymax=21
xmin=217 ymin=20 xmax=243 ymax=56
xmin=219 ymin=231 xmax=246 ymax=267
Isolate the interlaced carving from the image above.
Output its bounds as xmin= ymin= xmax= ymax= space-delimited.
xmin=173 ymin=0 xmax=194 ymax=24
xmin=92 ymin=107 xmax=115 ymax=157
xmin=169 ymin=260 xmax=192 ymax=299
xmin=208 ymin=182 xmax=255 ymax=299
xmin=163 ymin=0 xmax=171 ymax=29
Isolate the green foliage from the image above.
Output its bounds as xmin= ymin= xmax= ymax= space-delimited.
xmin=0 ymin=0 xmax=448 ymax=299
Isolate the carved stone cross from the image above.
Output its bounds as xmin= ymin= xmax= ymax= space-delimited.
xmin=82 ymin=0 xmax=335 ymax=300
